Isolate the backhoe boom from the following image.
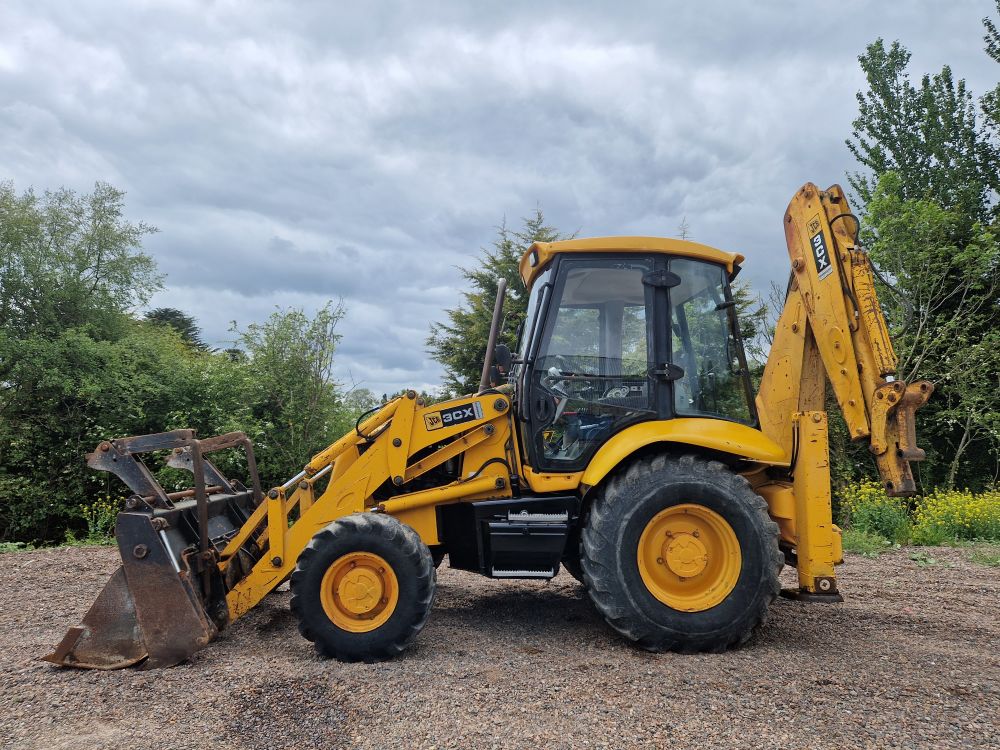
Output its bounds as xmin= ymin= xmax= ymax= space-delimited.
xmin=757 ymin=183 xmax=932 ymax=496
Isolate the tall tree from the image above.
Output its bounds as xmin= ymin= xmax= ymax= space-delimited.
xmin=847 ymin=39 xmax=1000 ymax=225
xmin=0 ymin=182 xmax=163 ymax=540
xmin=145 ymin=307 xmax=207 ymax=350
xmin=427 ymin=210 xmax=562 ymax=396
xmin=983 ymin=2 xmax=1000 ymax=129
xmin=845 ymin=37 xmax=1000 ymax=489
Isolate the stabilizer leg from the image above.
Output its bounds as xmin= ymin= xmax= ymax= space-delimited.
xmin=785 ymin=411 xmax=843 ymax=603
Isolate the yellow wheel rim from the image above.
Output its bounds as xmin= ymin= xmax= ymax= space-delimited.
xmin=320 ymin=552 xmax=399 ymax=633
xmin=637 ymin=503 xmax=741 ymax=612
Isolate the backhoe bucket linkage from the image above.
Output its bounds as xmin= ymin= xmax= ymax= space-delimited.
xmin=871 ymin=380 xmax=934 ymax=497
xmin=44 ymin=430 xmax=262 ymax=669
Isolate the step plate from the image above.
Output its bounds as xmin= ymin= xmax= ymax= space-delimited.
xmin=490 ymin=568 xmax=558 ymax=579
xmin=506 ymin=511 xmax=569 ymax=523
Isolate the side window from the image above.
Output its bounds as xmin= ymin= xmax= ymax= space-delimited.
xmin=529 ymin=259 xmax=655 ymax=470
xmin=669 ymin=258 xmax=752 ymax=424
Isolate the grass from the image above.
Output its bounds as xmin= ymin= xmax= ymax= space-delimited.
xmin=907 ymin=549 xmax=941 ymax=567
xmin=1 ymin=536 xmax=114 ymax=552
xmin=968 ymin=546 xmax=1000 ymax=567
xmin=0 ymin=541 xmax=35 ymax=553
xmin=62 ymin=530 xmax=115 ymax=547
xmin=842 ymin=527 xmax=895 ymax=556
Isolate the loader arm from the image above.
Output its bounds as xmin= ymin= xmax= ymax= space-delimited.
xmin=46 ymin=387 xmax=517 ymax=669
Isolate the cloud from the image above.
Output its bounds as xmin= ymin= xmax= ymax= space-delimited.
xmin=1 ymin=0 xmax=996 ymax=395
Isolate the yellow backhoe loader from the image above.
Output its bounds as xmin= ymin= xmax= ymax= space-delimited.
xmin=45 ymin=183 xmax=931 ymax=668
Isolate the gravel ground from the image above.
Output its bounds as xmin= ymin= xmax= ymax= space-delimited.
xmin=1 ymin=544 xmax=997 ymax=750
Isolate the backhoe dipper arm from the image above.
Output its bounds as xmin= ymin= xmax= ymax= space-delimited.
xmin=756 ymin=183 xmax=932 ymax=496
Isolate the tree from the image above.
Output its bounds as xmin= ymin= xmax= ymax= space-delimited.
xmin=847 ymin=39 xmax=1000 ymax=225
xmin=145 ymin=307 xmax=207 ymax=350
xmin=427 ymin=210 xmax=562 ymax=396
xmin=0 ymin=181 xmax=163 ymax=541
xmin=676 ymin=216 xmax=691 ymax=240
xmin=0 ymin=181 xmax=367 ymax=543
xmin=864 ymin=174 xmax=1000 ymax=487
xmin=231 ymin=302 xmax=348 ymax=481
xmin=845 ymin=37 xmax=1000 ymax=489
xmin=983 ymin=2 xmax=1000 ymax=130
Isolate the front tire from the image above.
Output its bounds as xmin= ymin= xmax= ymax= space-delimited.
xmin=290 ymin=513 xmax=436 ymax=662
xmin=580 ymin=454 xmax=781 ymax=653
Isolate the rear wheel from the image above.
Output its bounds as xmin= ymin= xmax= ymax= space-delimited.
xmin=580 ymin=454 xmax=781 ymax=652
xmin=290 ymin=513 xmax=436 ymax=662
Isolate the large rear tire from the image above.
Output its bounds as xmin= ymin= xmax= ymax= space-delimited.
xmin=580 ymin=454 xmax=781 ymax=653
xmin=290 ymin=513 xmax=436 ymax=662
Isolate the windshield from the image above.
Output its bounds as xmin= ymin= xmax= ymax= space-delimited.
xmin=669 ymin=258 xmax=753 ymax=424
xmin=529 ymin=259 xmax=655 ymax=469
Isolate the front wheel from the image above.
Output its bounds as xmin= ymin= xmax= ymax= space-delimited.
xmin=290 ymin=513 xmax=436 ymax=662
xmin=581 ymin=454 xmax=781 ymax=653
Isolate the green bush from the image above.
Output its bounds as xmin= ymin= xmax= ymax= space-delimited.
xmin=912 ymin=488 xmax=1000 ymax=544
xmin=837 ymin=480 xmax=1000 ymax=547
xmin=838 ymin=479 xmax=912 ymax=543
xmin=0 ymin=182 xmax=375 ymax=545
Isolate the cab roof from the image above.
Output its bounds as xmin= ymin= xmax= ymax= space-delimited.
xmin=518 ymin=236 xmax=745 ymax=288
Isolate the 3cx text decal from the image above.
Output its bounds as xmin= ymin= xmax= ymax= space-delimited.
xmin=808 ymin=215 xmax=834 ymax=281
xmin=423 ymin=401 xmax=484 ymax=431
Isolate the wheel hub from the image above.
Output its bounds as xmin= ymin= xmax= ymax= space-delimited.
xmin=338 ymin=566 xmax=385 ymax=615
xmin=320 ymin=552 xmax=398 ymax=632
xmin=637 ymin=503 xmax=742 ymax=612
xmin=664 ymin=533 xmax=709 ymax=578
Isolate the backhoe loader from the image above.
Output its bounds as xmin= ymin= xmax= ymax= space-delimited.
xmin=45 ymin=182 xmax=931 ymax=668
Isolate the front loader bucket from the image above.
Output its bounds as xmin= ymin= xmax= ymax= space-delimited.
xmin=44 ymin=429 xmax=264 ymax=670
xmin=44 ymin=513 xmax=218 ymax=670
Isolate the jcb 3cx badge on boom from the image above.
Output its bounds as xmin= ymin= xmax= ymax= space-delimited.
xmin=423 ymin=401 xmax=484 ymax=431
xmin=46 ymin=182 xmax=931 ymax=670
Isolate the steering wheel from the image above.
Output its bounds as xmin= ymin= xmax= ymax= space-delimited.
xmin=542 ymin=355 xmax=573 ymax=387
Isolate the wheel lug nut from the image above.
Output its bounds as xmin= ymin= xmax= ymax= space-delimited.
xmin=657 ymin=557 xmax=664 ymax=565
xmin=692 ymin=531 xmax=700 ymax=538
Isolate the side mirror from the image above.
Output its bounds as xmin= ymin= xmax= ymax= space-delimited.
xmin=494 ymin=344 xmax=513 ymax=375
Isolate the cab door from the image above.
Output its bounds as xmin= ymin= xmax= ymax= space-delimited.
xmin=521 ymin=256 xmax=659 ymax=472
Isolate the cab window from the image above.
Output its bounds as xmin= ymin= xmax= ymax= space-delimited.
xmin=528 ymin=259 xmax=655 ymax=470
xmin=669 ymin=258 xmax=753 ymax=424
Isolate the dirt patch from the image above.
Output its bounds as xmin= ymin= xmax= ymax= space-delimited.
xmin=1 ymin=545 xmax=997 ymax=749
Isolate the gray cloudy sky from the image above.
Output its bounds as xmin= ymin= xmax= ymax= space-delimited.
xmin=2 ymin=1 xmax=997 ymax=395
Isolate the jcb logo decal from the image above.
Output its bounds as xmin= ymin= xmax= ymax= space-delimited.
xmin=423 ymin=401 xmax=484 ymax=431
xmin=809 ymin=216 xmax=833 ymax=281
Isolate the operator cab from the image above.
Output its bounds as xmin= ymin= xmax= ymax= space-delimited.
xmin=512 ymin=237 xmax=756 ymax=473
